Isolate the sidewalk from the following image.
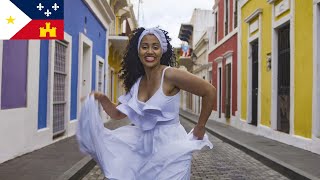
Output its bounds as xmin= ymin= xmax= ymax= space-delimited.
xmin=0 ymin=118 xmax=131 ymax=180
xmin=180 ymin=109 xmax=320 ymax=180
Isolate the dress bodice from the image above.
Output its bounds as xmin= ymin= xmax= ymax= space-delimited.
xmin=116 ymin=66 xmax=180 ymax=131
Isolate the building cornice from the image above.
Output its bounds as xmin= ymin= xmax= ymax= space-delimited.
xmin=223 ymin=50 xmax=233 ymax=58
xmin=213 ymin=0 xmax=219 ymax=10
xmin=127 ymin=4 xmax=138 ymax=28
xmin=83 ymin=0 xmax=115 ymax=28
xmin=214 ymin=56 xmax=223 ymax=63
xmin=209 ymin=28 xmax=238 ymax=54
xmin=113 ymin=0 xmax=128 ymax=14
xmin=193 ymin=62 xmax=213 ymax=74
xmin=194 ymin=44 xmax=207 ymax=57
xmin=267 ymin=0 xmax=276 ymax=4
xmin=244 ymin=8 xmax=262 ymax=23
xmin=194 ymin=32 xmax=208 ymax=52
xmin=240 ymin=0 xmax=249 ymax=8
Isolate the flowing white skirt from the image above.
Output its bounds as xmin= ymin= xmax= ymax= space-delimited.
xmin=77 ymin=96 xmax=213 ymax=180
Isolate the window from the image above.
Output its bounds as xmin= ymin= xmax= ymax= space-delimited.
xmin=214 ymin=11 xmax=218 ymax=44
xmin=122 ymin=20 xmax=127 ymax=35
xmin=110 ymin=69 xmax=114 ymax=102
xmin=208 ymin=70 xmax=213 ymax=84
xmin=96 ymin=56 xmax=104 ymax=93
xmin=96 ymin=58 xmax=104 ymax=113
xmin=53 ymin=40 xmax=68 ymax=135
xmin=188 ymin=92 xmax=193 ymax=110
xmin=98 ymin=62 xmax=104 ymax=92
xmin=1 ymin=40 xmax=28 ymax=109
xmin=224 ymin=0 xmax=229 ymax=36
xmin=234 ymin=0 xmax=238 ymax=28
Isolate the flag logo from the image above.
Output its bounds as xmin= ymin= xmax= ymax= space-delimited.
xmin=40 ymin=22 xmax=57 ymax=38
xmin=0 ymin=0 xmax=64 ymax=40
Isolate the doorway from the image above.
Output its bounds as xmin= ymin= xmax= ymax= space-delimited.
xmin=218 ymin=67 xmax=222 ymax=118
xmin=81 ymin=43 xmax=91 ymax=98
xmin=277 ymin=24 xmax=290 ymax=133
xmin=225 ymin=63 xmax=231 ymax=119
xmin=78 ymin=33 xmax=92 ymax=116
xmin=251 ymin=40 xmax=259 ymax=126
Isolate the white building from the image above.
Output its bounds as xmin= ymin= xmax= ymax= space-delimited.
xmin=178 ymin=8 xmax=215 ymax=114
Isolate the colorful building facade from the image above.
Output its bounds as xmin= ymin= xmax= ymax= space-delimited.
xmin=178 ymin=9 xmax=214 ymax=113
xmin=312 ymin=0 xmax=320 ymax=148
xmin=178 ymin=24 xmax=194 ymax=111
xmin=191 ymin=10 xmax=214 ymax=115
xmin=0 ymin=0 xmax=114 ymax=163
xmin=238 ymin=0 xmax=320 ymax=154
xmin=209 ymin=0 xmax=238 ymax=123
xmin=108 ymin=0 xmax=137 ymax=103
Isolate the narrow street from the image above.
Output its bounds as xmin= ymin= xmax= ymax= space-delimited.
xmin=1 ymin=1 xmax=320 ymax=180
xmin=82 ymin=117 xmax=289 ymax=180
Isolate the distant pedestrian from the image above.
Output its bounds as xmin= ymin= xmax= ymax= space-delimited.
xmin=77 ymin=27 xmax=216 ymax=179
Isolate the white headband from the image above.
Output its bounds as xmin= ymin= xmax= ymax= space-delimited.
xmin=137 ymin=27 xmax=168 ymax=54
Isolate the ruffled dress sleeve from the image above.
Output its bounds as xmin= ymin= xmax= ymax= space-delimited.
xmin=115 ymin=87 xmax=141 ymax=120
xmin=116 ymin=89 xmax=133 ymax=116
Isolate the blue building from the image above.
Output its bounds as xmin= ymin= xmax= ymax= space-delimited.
xmin=0 ymin=0 xmax=115 ymax=163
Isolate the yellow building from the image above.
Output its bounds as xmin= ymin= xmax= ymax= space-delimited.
xmin=238 ymin=0 xmax=320 ymax=154
xmin=108 ymin=0 xmax=138 ymax=103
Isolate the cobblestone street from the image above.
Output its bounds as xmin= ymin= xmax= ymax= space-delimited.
xmin=82 ymin=117 xmax=289 ymax=180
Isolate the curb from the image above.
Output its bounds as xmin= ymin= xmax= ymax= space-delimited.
xmin=180 ymin=113 xmax=318 ymax=180
xmin=57 ymin=156 xmax=96 ymax=180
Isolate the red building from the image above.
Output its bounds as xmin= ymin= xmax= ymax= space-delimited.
xmin=209 ymin=0 xmax=238 ymax=121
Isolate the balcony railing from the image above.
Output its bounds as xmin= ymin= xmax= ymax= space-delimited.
xmin=110 ymin=32 xmax=130 ymax=36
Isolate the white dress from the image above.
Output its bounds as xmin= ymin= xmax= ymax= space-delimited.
xmin=77 ymin=67 xmax=213 ymax=180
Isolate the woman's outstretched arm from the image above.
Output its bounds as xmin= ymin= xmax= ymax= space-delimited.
xmin=165 ymin=68 xmax=216 ymax=139
xmin=93 ymin=92 xmax=127 ymax=120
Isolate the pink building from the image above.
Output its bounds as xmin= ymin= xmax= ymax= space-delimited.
xmin=209 ymin=0 xmax=238 ymax=122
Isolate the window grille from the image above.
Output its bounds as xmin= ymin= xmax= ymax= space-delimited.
xmin=98 ymin=62 xmax=103 ymax=92
xmin=53 ymin=41 xmax=67 ymax=135
xmin=98 ymin=62 xmax=104 ymax=113
xmin=277 ymin=24 xmax=290 ymax=133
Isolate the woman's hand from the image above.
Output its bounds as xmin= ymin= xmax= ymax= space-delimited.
xmin=89 ymin=91 xmax=105 ymax=101
xmin=80 ymin=92 xmax=105 ymax=102
xmin=164 ymin=68 xmax=215 ymax=140
xmin=193 ymin=124 xmax=206 ymax=140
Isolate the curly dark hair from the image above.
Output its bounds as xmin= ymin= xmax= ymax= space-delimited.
xmin=119 ymin=27 xmax=176 ymax=93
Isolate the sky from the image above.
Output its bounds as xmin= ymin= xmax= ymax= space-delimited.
xmin=130 ymin=0 xmax=214 ymax=48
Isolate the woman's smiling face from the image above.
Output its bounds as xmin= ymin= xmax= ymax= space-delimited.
xmin=138 ymin=34 xmax=163 ymax=68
